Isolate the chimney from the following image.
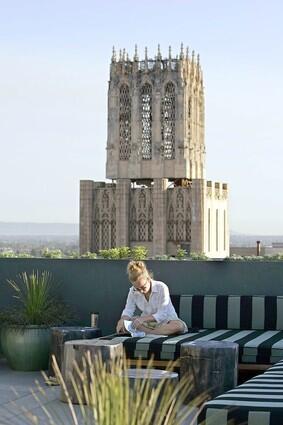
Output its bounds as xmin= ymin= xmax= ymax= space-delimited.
xmin=256 ymin=240 xmax=261 ymax=256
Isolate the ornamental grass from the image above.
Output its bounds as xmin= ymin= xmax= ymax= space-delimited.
xmin=28 ymin=353 xmax=206 ymax=425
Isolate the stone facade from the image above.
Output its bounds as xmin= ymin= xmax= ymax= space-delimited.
xmin=80 ymin=45 xmax=229 ymax=258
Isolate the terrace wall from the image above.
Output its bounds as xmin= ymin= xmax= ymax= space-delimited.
xmin=0 ymin=259 xmax=283 ymax=335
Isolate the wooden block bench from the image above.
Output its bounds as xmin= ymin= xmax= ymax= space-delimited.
xmin=100 ymin=295 xmax=283 ymax=371
xmin=61 ymin=339 xmax=124 ymax=403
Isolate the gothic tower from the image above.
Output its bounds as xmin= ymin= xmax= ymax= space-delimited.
xmin=106 ymin=44 xmax=205 ymax=180
xmin=80 ymin=45 xmax=229 ymax=258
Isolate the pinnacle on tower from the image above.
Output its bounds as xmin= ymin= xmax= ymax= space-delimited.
xmin=145 ymin=46 xmax=148 ymax=61
xmin=134 ymin=44 xmax=139 ymax=61
xmin=157 ymin=44 xmax=162 ymax=60
xmin=186 ymin=46 xmax=189 ymax=60
xmin=180 ymin=42 xmax=184 ymax=59
xmin=111 ymin=46 xmax=116 ymax=62
xmin=144 ymin=46 xmax=148 ymax=69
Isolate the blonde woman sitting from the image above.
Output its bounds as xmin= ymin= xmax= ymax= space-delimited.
xmin=116 ymin=261 xmax=188 ymax=336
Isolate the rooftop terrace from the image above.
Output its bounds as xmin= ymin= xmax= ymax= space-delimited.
xmin=0 ymin=357 xmax=75 ymax=425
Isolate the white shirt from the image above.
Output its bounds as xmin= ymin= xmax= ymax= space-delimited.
xmin=121 ymin=279 xmax=179 ymax=324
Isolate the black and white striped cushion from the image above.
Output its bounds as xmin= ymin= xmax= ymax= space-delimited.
xmin=198 ymin=360 xmax=283 ymax=425
xmin=172 ymin=295 xmax=283 ymax=331
xmin=101 ymin=329 xmax=283 ymax=364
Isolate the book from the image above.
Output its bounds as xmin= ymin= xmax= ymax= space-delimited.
xmin=124 ymin=320 xmax=145 ymax=337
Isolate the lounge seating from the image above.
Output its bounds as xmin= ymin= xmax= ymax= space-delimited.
xmin=101 ymin=295 xmax=283 ymax=369
xmin=198 ymin=358 xmax=283 ymax=424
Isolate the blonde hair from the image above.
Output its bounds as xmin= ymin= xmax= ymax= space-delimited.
xmin=127 ymin=260 xmax=149 ymax=283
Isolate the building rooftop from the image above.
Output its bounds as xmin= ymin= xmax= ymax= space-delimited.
xmin=0 ymin=358 xmax=77 ymax=425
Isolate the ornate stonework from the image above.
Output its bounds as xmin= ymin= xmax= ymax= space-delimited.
xmin=80 ymin=45 xmax=229 ymax=258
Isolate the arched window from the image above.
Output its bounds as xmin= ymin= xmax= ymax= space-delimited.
xmin=167 ymin=204 xmax=174 ymax=241
xmin=138 ymin=213 xmax=147 ymax=241
xmin=140 ymin=83 xmax=152 ymax=159
xmin=138 ymin=190 xmax=146 ymax=210
xmin=148 ymin=204 xmax=153 ymax=241
xmin=119 ymin=84 xmax=131 ymax=160
xmin=186 ymin=204 xmax=191 ymax=242
xmin=161 ymin=82 xmax=175 ymax=159
xmin=176 ymin=189 xmax=184 ymax=209
xmin=111 ymin=205 xmax=116 ymax=248
xmin=102 ymin=190 xmax=109 ymax=210
xmin=101 ymin=214 xmax=110 ymax=249
xmin=93 ymin=206 xmax=100 ymax=251
xmin=176 ymin=212 xmax=185 ymax=241
xmin=130 ymin=206 xmax=137 ymax=241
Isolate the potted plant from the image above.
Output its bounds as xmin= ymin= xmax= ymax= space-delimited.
xmin=0 ymin=270 xmax=72 ymax=371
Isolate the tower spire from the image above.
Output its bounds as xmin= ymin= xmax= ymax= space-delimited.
xmin=112 ymin=46 xmax=116 ymax=62
xmin=157 ymin=44 xmax=162 ymax=60
xmin=180 ymin=42 xmax=184 ymax=59
xmin=186 ymin=46 xmax=189 ymax=60
xmin=134 ymin=44 xmax=139 ymax=61
xmin=168 ymin=45 xmax=172 ymax=70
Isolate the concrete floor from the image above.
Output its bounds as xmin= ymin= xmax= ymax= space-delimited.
xmin=0 ymin=358 xmax=80 ymax=425
xmin=0 ymin=357 xmax=198 ymax=425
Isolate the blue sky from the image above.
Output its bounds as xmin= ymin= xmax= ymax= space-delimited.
xmin=0 ymin=0 xmax=282 ymax=234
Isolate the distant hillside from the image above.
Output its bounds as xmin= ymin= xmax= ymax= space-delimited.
xmin=0 ymin=222 xmax=79 ymax=236
xmin=0 ymin=222 xmax=282 ymax=247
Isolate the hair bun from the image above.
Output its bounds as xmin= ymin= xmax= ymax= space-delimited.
xmin=127 ymin=260 xmax=147 ymax=282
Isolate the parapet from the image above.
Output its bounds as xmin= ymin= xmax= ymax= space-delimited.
xmin=206 ymin=181 xmax=228 ymax=200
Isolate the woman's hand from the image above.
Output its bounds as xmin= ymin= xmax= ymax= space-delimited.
xmin=116 ymin=318 xmax=126 ymax=334
xmin=132 ymin=316 xmax=147 ymax=330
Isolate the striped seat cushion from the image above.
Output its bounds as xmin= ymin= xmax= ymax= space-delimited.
xmin=100 ymin=329 xmax=283 ymax=364
xmin=198 ymin=359 xmax=283 ymax=425
xmin=172 ymin=295 xmax=283 ymax=330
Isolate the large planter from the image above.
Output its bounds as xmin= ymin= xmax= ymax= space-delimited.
xmin=1 ymin=325 xmax=51 ymax=371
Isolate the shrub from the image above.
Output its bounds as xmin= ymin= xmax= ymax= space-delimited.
xmin=17 ymin=252 xmax=32 ymax=258
xmin=176 ymin=248 xmax=187 ymax=260
xmin=189 ymin=252 xmax=208 ymax=261
xmin=130 ymin=246 xmax=148 ymax=260
xmin=0 ymin=270 xmax=73 ymax=326
xmin=118 ymin=246 xmax=131 ymax=259
xmin=80 ymin=251 xmax=97 ymax=259
xmin=99 ymin=248 xmax=120 ymax=259
xmin=0 ymin=250 xmax=16 ymax=258
xmin=264 ymin=254 xmax=283 ymax=261
xmin=66 ymin=251 xmax=80 ymax=259
xmin=41 ymin=248 xmax=63 ymax=259
xmin=154 ymin=254 xmax=170 ymax=260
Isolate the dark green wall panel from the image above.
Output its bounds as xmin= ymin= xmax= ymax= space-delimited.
xmin=1 ymin=259 xmax=283 ymax=335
